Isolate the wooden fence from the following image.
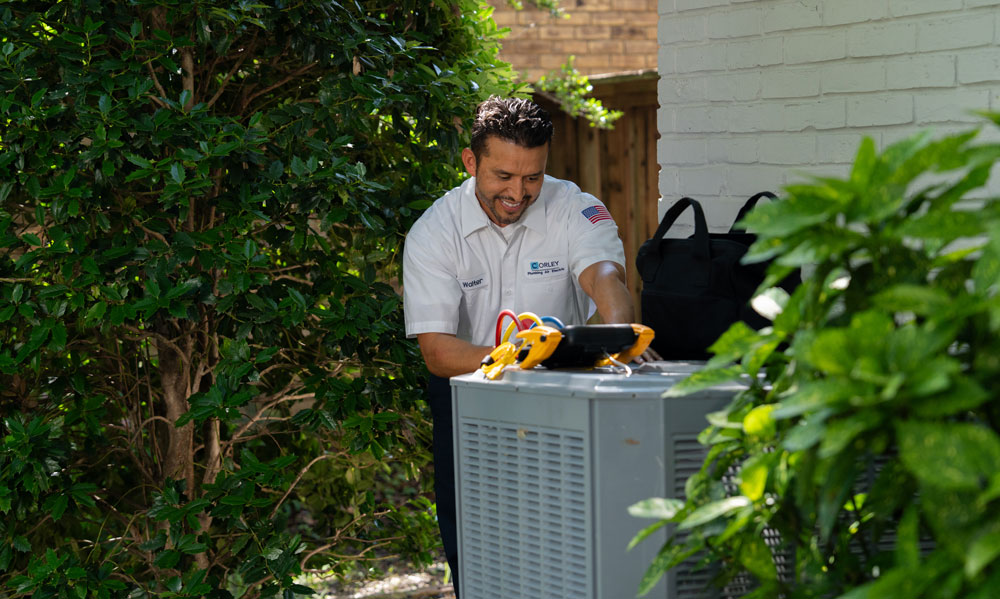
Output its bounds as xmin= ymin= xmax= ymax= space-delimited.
xmin=533 ymin=69 xmax=660 ymax=318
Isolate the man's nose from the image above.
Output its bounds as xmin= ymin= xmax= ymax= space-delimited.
xmin=508 ymin=178 xmax=525 ymax=199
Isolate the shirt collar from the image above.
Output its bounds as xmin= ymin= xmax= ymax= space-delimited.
xmin=459 ymin=176 xmax=550 ymax=238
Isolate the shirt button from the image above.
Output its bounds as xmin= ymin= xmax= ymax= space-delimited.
xmin=504 ymin=289 xmax=513 ymax=296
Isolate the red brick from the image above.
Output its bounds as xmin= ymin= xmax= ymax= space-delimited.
xmin=575 ymin=53 xmax=612 ymax=68
xmin=491 ymin=10 xmax=517 ymax=26
xmin=588 ymin=39 xmax=625 ymax=54
xmin=577 ymin=25 xmax=612 ymax=38
xmin=624 ymin=39 xmax=658 ymax=56
xmin=537 ymin=24 xmax=578 ymax=39
xmin=558 ymin=40 xmax=591 ymax=54
xmin=539 ymin=53 xmax=567 ymax=70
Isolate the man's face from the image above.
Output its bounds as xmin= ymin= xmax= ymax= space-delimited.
xmin=462 ymin=136 xmax=548 ymax=227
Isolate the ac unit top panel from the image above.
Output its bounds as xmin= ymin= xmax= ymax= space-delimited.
xmin=451 ymin=361 xmax=742 ymax=399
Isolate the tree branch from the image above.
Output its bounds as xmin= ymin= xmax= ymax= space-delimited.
xmin=241 ymin=62 xmax=318 ymax=112
xmin=269 ymin=453 xmax=338 ymax=519
xmin=206 ymin=36 xmax=257 ymax=109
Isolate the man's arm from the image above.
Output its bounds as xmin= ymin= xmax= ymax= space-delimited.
xmin=417 ymin=332 xmax=494 ymax=378
xmin=578 ymin=260 xmax=662 ymax=362
xmin=577 ymin=260 xmax=635 ymax=324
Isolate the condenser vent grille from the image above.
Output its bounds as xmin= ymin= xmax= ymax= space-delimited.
xmin=672 ymin=433 xmax=717 ymax=599
xmin=458 ymin=417 xmax=591 ymax=599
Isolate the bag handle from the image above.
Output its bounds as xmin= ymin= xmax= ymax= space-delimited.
xmin=730 ymin=191 xmax=776 ymax=233
xmin=648 ymin=197 xmax=710 ymax=251
xmin=639 ymin=197 xmax=712 ymax=284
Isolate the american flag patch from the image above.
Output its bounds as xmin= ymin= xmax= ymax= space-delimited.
xmin=581 ymin=205 xmax=612 ymax=224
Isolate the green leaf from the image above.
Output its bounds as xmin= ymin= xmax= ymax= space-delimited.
xmin=170 ymin=162 xmax=185 ymax=184
xmin=873 ymin=284 xmax=953 ymax=316
xmin=706 ymin=321 xmax=760 ymax=364
xmin=911 ymin=376 xmax=990 ymax=417
xmin=966 ymin=529 xmax=1000 ymax=578
xmin=738 ymin=534 xmax=778 ymax=582
xmin=0 ymin=304 xmax=15 ymax=322
xmin=663 ymin=365 xmax=743 ymax=398
xmin=679 ymin=496 xmax=751 ymax=530
xmin=894 ymin=504 xmax=921 ymax=571
xmin=154 ymin=549 xmax=180 ymax=569
xmin=772 ymin=379 xmax=865 ymax=419
xmin=973 ymin=235 xmax=1000 ymax=295
xmin=263 ymin=546 xmax=283 ymax=560
xmin=636 ymin=540 xmax=700 ymax=597
xmin=139 ymin=533 xmax=167 ymax=552
xmin=84 ymin=301 xmax=107 ymax=324
xmin=627 ymin=519 xmax=668 ymax=551
xmin=213 ymin=140 xmax=241 ymax=156
xmin=802 ymin=329 xmax=856 ymax=376
xmin=49 ymin=322 xmax=67 ymax=351
xmin=13 ymin=535 xmax=31 ymax=552
xmin=627 ymin=497 xmax=684 ymax=520
xmin=818 ymin=411 xmax=882 ymax=459
xmin=125 ymin=153 xmax=152 ymax=168
xmin=47 ymin=494 xmax=69 ymax=520
xmin=850 ymin=137 xmax=877 ymax=185
xmin=288 ymin=584 xmax=316 ymax=595
xmin=897 ymin=420 xmax=1000 ymax=491
xmin=739 ymin=454 xmax=771 ymax=501
xmin=23 ymin=233 xmax=42 ymax=246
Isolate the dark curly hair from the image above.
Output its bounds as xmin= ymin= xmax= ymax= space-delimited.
xmin=469 ymin=96 xmax=553 ymax=162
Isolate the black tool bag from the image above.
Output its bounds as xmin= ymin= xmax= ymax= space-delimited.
xmin=635 ymin=192 xmax=800 ymax=360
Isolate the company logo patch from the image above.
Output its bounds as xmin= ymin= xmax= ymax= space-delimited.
xmin=526 ymin=258 xmax=567 ymax=278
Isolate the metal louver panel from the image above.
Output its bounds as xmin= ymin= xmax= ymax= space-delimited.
xmin=672 ymin=433 xmax=717 ymax=599
xmin=458 ymin=417 xmax=591 ymax=599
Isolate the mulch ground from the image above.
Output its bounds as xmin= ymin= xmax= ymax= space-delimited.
xmin=301 ymin=555 xmax=456 ymax=599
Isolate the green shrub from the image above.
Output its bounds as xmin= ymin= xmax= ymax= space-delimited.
xmin=631 ymin=117 xmax=1000 ymax=598
xmin=0 ymin=1 xmax=518 ymax=597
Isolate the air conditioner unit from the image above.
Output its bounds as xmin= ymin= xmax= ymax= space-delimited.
xmin=450 ymin=362 xmax=744 ymax=599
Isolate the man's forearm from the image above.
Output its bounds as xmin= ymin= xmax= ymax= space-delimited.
xmin=417 ymin=332 xmax=494 ymax=378
xmin=579 ymin=261 xmax=636 ymax=324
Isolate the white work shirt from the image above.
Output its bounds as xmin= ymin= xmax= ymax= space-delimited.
xmin=403 ymin=175 xmax=626 ymax=347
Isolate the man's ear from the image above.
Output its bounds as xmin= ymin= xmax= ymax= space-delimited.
xmin=461 ymin=148 xmax=477 ymax=177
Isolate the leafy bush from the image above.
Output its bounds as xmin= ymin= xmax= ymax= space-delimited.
xmin=534 ymin=56 xmax=624 ymax=130
xmin=0 ymin=1 xmax=518 ymax=597
xmin=631 ymin=117 xmax=1000 ymax=598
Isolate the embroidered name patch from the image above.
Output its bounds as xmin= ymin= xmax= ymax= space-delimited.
xmin=459 ymin=275 xmax=488 ymax=290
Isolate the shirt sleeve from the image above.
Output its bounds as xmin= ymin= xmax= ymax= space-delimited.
xmin=402 ymin=219 xmax=463 ymax=338
xmin=566 ymin=193 xmax=627 ymax=281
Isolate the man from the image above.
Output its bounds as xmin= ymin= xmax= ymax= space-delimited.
xmin=402 ymin=96 xmax=642 ymax=595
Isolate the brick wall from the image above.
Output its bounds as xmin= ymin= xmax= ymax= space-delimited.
xmin=657 ymin=0 xmax=1000 ymax=233
xmin=490 ymin=0 xmax=659 ymax=81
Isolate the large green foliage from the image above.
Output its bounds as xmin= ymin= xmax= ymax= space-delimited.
xmin=0 ymin=1 xmax=518 ymax=597
xmin=631 ymin=117 xmax=1000 ymax=598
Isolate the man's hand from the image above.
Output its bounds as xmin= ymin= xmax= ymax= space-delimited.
xmin=417 ymin=332 xmax=494 ymax=378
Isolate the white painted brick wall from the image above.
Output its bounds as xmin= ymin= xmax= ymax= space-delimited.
xmin=657 ymin=0 xmax=1000 ymax=233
